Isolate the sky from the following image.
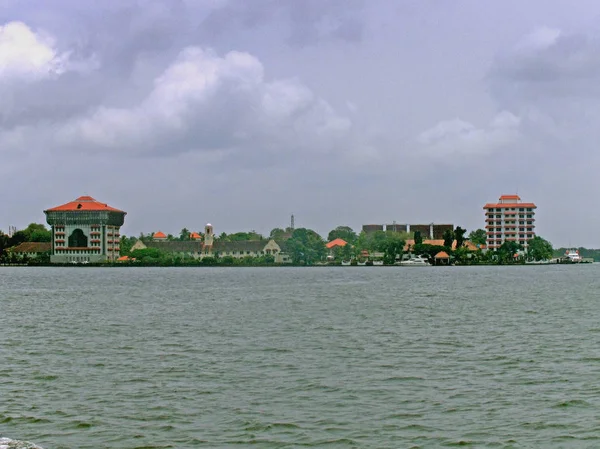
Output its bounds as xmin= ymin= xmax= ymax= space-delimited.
xmin=2 ymin=0 xmax=600 ymax=247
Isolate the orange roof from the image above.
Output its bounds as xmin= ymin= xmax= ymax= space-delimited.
xmin=45 ymin=195 xmax=125 ymax=213
xmin=190 ymin=232 xmax=202 ymax=240
xmin=484 ymin=203 xmax=536 ymax=209
xmin=326 ymin=238 xmax=348 ymax=249
xmin=153 ymin=231 xmax=167 ymax=239
xmin=434 ymin=251 xmax=450 ymax=258
xmin=500 ymin=194 xmax=520 ymax=200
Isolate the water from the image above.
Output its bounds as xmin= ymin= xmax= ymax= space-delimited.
xmin=2 ymin=266 xmax=600 ymax=448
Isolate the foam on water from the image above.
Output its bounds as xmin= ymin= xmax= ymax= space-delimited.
xmin=0 ymin=438 xmax=43 ymax=449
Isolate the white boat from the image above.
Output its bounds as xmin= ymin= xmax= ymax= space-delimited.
xmin=399 ymin=255 xmax=431 ymax=266
xmin=341 ymin=260 xmax=352 ymax=266
xmin=565 ymin=249 xmax=582 ymax=263
xmin=357 ymin=261 xmax=367 ymax=266
xmin=373 ymin=260 xmax=384 ymax=266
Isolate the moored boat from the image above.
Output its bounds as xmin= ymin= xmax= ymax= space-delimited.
xmin=399 ymin=255 xmax=431 ymax=266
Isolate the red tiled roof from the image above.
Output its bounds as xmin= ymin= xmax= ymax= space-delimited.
xmin=9 ymin=242 xmax=51 ymax=253
xmin=190 ymin=232 xmax=202 ymax=240
xmin=45 ymin=196 xmax=125 ymax=213
xmin=483 ymin=203 xmax=536 ymax=209
xmin=500 ymin=194 xmax=520 ymax=200
xmin=326 ymin=238 xmax=348 ymax=249
xmin=434 ymin=251 xmax=450 ymax=258
xmin=153 ymin=231 xmax=167 ymax=239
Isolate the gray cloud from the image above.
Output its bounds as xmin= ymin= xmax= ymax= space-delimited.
xmin=4 ymin=1 xmax=600 ymax=247
xmin=200 ymin=0 xmax=365 ymax=47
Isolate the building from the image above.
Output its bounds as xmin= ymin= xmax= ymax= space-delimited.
xmin=8 ymin=242 xmax=51 ymax=259
xmin=362 ymin=223 xmax=453 ymax=238
xmin=386 ymin=223 xmax=408 ymax=233
xmin=483 ymin=194 xmax=536 ymax=250
xmin=44 ymin=195 xmax=127 ymax=263
xmin=362 ymin=224 xmax=384 ymax=234
xmin=131 ymin=223 xmax=292 ymax=263
xmin=153 ymin=231 xmax=167 ymax=241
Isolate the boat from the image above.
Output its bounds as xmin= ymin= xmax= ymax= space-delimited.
xmin=565 ymin=249 xmax=582 ymax=263
xmin=357 ymin=261 xmax=367 ymax=266
xmin=341 ymin=260 xmax=352 ymax=266
xmin=399 ymin=255 xmax=432 ymax=266
xmin=373 ymin=260 xmax=384 ymax=266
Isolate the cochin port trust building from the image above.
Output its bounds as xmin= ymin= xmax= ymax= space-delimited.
xmin=44 ymin=195 xmax=126 ymax=264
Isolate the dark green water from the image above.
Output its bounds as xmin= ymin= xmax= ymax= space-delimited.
xmin=2 ymin=266 xmax=600 ymax=448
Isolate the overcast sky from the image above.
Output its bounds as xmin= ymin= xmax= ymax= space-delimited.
xmin=2 ymin=0 xmax=600 ymax=246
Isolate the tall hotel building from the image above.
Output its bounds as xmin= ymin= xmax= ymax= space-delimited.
xmin=44 ymin=195 xmax=126 ymax=263
xmin=484 ymin=194 xmax=536 ymax=250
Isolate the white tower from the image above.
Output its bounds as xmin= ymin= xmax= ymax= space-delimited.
xmin=204 ymin=223 xmax=214 ymax=247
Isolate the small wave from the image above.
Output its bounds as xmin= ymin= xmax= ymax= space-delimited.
xmin=553 ymin=399 xmax=590 ymax=408
xmin=0 ymin=438 xmax=43 ymax=449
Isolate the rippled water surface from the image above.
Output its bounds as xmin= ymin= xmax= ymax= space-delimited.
xmin=2 ymin=266 xmax=600 ymax=448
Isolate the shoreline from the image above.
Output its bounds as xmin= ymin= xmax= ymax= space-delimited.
xmin=1 ymin=262 xmax=595 ymax=268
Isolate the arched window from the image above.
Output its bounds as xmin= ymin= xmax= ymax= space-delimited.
xmin=68 ymin=229 xmax=88 ymax=248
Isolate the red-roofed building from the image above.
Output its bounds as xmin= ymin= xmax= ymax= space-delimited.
xmin=326 ymin=238 xmax=348 ymax=249
xmin=44 ymin=195 xmax=126 ymax=263
xmin=153 ymin=231 xmax=167 ymax=241
xmin=484 ymin=194 xmax=536 ymax=250
xmin=190 ymin=232 xmax=202 ymax=240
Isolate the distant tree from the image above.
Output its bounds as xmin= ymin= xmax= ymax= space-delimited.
xmin=23 ymin=223 xmax=52 ymax=242
xmin=468 ymin=229 xmax=487 ymax=246
xmin=413 ymin=230 xmax=423 ymax=245
xmin=376 ymin=232 xmax=406 ymax=265
xmin=454 ymin=226 xmax=467 ymax=248
xmin=225 ymin=232 xmax=264 ymax=241
xmin=527 ymin=236 xmax=553 ymax=261
xmin=9 ymin=230 xmax=28 ymax=247
xmin=327 ymin=226 xmax=357 ymax=244
xmin=130 ymin=247 xmax=168 ymax=262
xmin=179 ymin=228 xmax=190 ymax=241
xmin=0 ymin=232 xmax=8 ymax=257
xmin=119 ymin=236 xmax=137 ymax=255
xmin=498 ymin=240 xmax=523 ymax=264
xmin=167 ymin=234 xmax=175 ymax=241
xmin=270 ymin=228 xmax=286 ymax=239
xmin=286 ymin=228 xmax=326 ymax=264
xmin=443 ymin=229 xmax=454 ymax=248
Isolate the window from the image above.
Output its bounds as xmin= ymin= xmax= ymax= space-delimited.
xmin=68 ymin=229 xmax=88 ymax=248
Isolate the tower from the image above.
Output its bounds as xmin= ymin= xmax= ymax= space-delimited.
xmin=204 ymin=223 xmax=214 ymax=247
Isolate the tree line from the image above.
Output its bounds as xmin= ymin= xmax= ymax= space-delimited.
xmin=1 ymin=222 xmax=555 ymax=266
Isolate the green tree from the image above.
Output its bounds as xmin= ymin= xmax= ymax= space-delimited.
xmin=327 ymin=226 xmax=357 ymax=244
xmin=286 ymin=228 xmax=326 ymax=264
xmin=468 ymin=229 xmax=487 ymax=246
xmin=443 ymin=229 xmax=454 ymax=248
xmin=23 ymin=223 xmax=52 ymax=242
xmin=377 ymin=232 xmax=405 ymax=265
xmin=498 ymin=240 xmax=523 ymax=264
xmin=119 ymin=236 xmax=137 ymax=255
xmin=179 ymin=228 xmax=190 ymax=241
xmin=270 ymin=228 xmax=287 ymax=239
xmin=454 ymin=226 xmax=467 ymax=248
xmin=413 ymin=230 xmax=423 ymax=245
xmin=527 ymin=236 xmax=553 ymax=261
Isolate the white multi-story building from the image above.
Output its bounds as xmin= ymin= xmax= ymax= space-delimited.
xmin=484 ymin=194 xmax=536 ymax=250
